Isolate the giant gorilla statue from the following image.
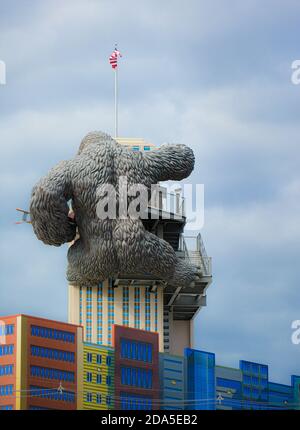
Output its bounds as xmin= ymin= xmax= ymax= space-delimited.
xmin=30 ymin=131 xmax=201 ymax=288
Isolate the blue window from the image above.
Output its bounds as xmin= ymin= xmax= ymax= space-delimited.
xmin=120 ymin=392 xmax=152 ymax=410
xmin=106 ymin=356 xmax=112 ymax=366
xmin=86 ymin=393 xmax=93 ymax=403
xmin=106 ymin=395 xmax=112 ymax=405
xmin=120 ymin=366 xmax=152 ymax=389
xmin=120 ymin=339 xmax=153 ymax=363
xmin=0 ymin=385 xmax=13 ymax=396
xmin=87 ymin=352 xmax=93 ymax=363
xmin=97 ymin=354 xmax=102 ymax=364
xmin=30 ymin=366 xmax=74 ymax=383
xmin=86 ymin=372 xmax=92 ymax=382
xmin=106 ymin=375 xmax=112 ymax=386
xmin=96 ymin=394 xmax=102 ymax=404
xmin=0 ymin=365 xmax=14 ymax=376
xmin=0 ymin=325 xmax=14 ymax=336
xmin=0 ymin=345 xmax=14 ymax=356
xmin=143 ymin=146 xmax=151 ymax=151
xmin=31 ymin=326 xmax=75 ymax=343
xmin=132 ymin=146 xmax=140 ymax=151
xmin=96 ymin=374 xmax=102 ymax=384
xmin=0 ymin=405 xmax=13 ymax=410
xmin=30 ymin=345 xmax=75 ymax=363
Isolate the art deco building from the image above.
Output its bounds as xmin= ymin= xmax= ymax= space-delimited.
xmin=68 ymin=138 xmax=212 ymax=355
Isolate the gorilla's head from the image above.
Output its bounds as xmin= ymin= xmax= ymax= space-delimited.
xmin=78 ymin=131 xmax=117 ymax=154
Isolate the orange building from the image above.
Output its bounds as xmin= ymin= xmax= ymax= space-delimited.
xmin=0 ymin=315 xmax=83 ymax=410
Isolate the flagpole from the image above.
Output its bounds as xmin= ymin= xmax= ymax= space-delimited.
xmin=115 ymin=66 xmax=118 ymax=138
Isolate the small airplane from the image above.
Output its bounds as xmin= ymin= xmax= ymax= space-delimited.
xmin=15 ymin=208 xmax=31 ymax=224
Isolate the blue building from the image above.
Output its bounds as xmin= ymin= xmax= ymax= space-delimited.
xmin=215 ymin=365 xmax=242 ymax=410
xmin=159 ymin=353 xmax=185 ymax=410
xmin=239 ymin=360 xmax=269 ymax=409
xmin=184 ymin=348 xmax=216 ymax=410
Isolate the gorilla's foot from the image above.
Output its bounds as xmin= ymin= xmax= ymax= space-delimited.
xmin=167 ymin=258 xmax=202 ymax=288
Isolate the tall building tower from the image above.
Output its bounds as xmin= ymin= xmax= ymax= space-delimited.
xmin=68 ymin=138 xmax=212 ymax=355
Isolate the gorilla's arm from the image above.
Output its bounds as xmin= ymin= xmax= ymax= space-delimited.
xmin=30 ymin=160 xmax=76 ymax=246
xmin=141 ymin=144 xmax=195 ymax=182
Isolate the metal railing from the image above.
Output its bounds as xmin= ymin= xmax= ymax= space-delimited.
xmin=148 ymin=186 xmax=185 ymax=217
xmin=179 ymin=233 xmax=212 ymax=277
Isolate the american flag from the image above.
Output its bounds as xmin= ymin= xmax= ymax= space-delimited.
xmin=109 ymin=47 xmax=122 ymax=69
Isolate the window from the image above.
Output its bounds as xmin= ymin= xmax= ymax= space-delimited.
xmin=30 ymin=366 xmax=75 ymax=383
xmin=106 ymin=375 xmax=112 ymax=386
xmin=30 ymin=386 xmax=75 ymax=403
xmin=106 ymin=395 xmax=112 ymax=405
xmin=106 ymin=356 xmax=112 ymax=366
xmin=96 ymin=374 xmax=102 ymax=384
xmin=87 ymin=352 xmax=93 ymax=363
xmin=143 ymin=146 xmax=151 ymax=151
xmin=86 ymin=393 xmax=93 ymax=403
xmin=0 ymin=345 xmax=14 ymax=356
xmin=0 ymin=385 xmax=13 ymax=396
xmin=0 ymin=324 xmax=14 ymax=336
xmin=30 ymin=345 xmax=75 ymax=363
xmin=86 ymin=372 xmax=92 ymax=383
xmin=120 ymin=392 xmax=152 ymax=410
xmin=0 ymin=365 xmax=13 ymax=376
xmin=132 ymin=146 xmax=140 ymax=151
xmin=120 ymin=366 xmax=152 ymax=389
xmin=96 ymin=394 xmax=102 ymax=404
xmin=96 ymin=354 xmax=102 ymax=364
xmin=120 ymin=339 xmax=153 ymax=363
xmin=31 ymin=325 xmax=75 ymax=343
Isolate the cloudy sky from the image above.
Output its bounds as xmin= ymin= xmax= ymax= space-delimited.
xmin=0 ymin=0 xmax=300 ymax=384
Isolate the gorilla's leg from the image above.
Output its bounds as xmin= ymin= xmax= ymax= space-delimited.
xmin=67 ymin=238 xmax=116 ymax=286
xmin=136 ymin=231 xmax=201 ymax=288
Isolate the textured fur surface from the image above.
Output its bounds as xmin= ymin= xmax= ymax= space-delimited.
xmin=30 ymin=131 xmax=201 ymax=287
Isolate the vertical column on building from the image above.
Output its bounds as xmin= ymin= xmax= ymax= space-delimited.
xmin=140 ymin=286 xmax=145 ymax=330
xmin=82 ymin=287 xmax=87 ymax=342
xmin=91 ymin=287 xmax=97 ymax=344
xmin=157 ymin=286 xmax=164 ymax=352
xmin=114 ymin=285 xmax=123 ymax=326
xmin=102 ymin=280 xmax=109 ymax=346
xmin=129 ymin=285 xmax=135 ymax=327
xmin=68 ymin=285 xmax=80 ymax=325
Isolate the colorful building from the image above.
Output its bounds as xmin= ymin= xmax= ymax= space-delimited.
xmin=1 ymin=313 xmax=299 ymax=410
xmin=215 ymin=365 xmax=242 ymax=410
xmin=0 ymin=314 xmax=82 ymax=410
xmin=81 ymin=342 xmax=114 ymax=410
xmin=184 ymin=348 xmax=216 ymax=410
xmin=113 ymin=324 xmax=160 ymax=410
xmin=159 ymin=353 xmax=185 ymax=410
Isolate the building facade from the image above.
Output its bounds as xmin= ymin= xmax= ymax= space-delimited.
xmin=113 ymin=324 xmax=160 ymax=410
xmin=215 ymin=365 xmax=242 ymax=410
xmin=0 ymin=314 xmax=299 ymax=410
xmin=69 ymin=281 xmax=164 ymax=351
xmin=185 ymin=348 xmax=216 ymax=410
xmin=159 ymin=353 xmax=185 ymax=410
xmin=81 ymin=342 xmax=114 ymax=410
xmin=0 ymin=315 xmax=82 ymax=410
